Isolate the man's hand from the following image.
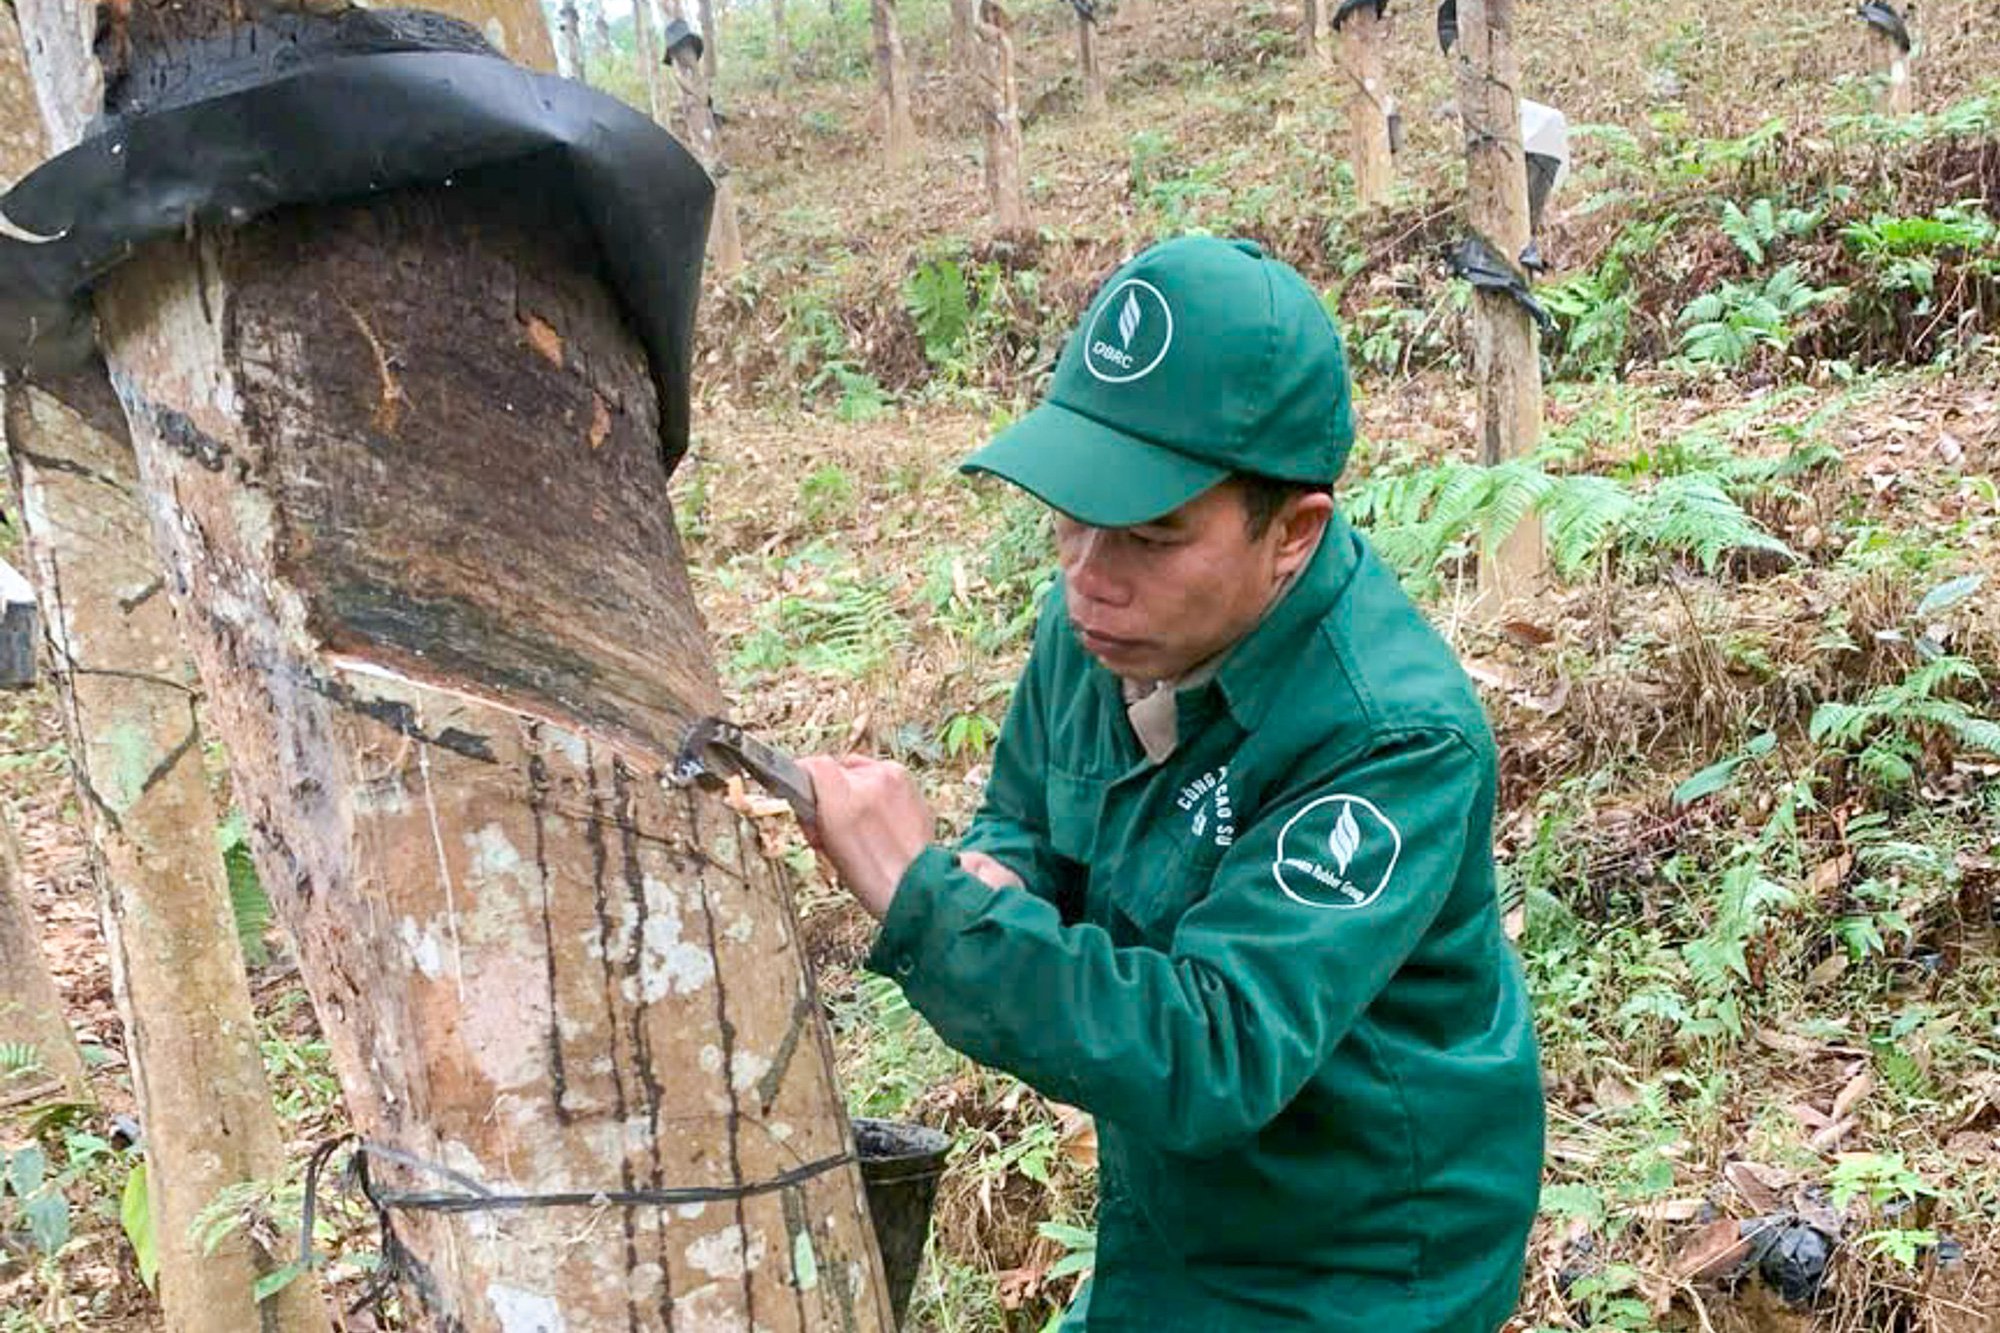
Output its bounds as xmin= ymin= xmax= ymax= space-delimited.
xmin=958 ymin=850 xmax=1025 ymax=891
xmin=797 ymin=756 xmax=934 ymax=920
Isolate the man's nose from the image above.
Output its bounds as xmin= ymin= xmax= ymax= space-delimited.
xmin=1064 ymin=529 xmax=1131 ymax=607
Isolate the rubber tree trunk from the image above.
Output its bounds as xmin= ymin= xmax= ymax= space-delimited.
xmin=1872 ymin=29 xmax=1913 ymax=115
xmin=1336 ymin=3 xmax=1392 ymax=206
xmin=976 ymin=0 xmax=1028 ymax=234
xmin=949 ymin=0 xmax=975 ymax=67
xmin=589 ymin=0 xmax=613 ymax=67
xmin=666 ymin=3 xmax=745 ymax=279
xmin=21 ymin=2 xmax=895 ymax=1327
xmin=698 ymin=0 xmax=718 ymax=82
xmin=1451 ymin=0 xmax=1544 ymax=603
xmin=1076 ymin=5 xmax=1105 ymax=115
xmin=4 ymin=7 xmax=331 ymax=1330
xmin=871 ymin=0 xmax=919 ymax=166
xmin=634 ymin=0 xmax=666 ymax=122
xmin=1303 ymin=0 xmax=1332 ymax=69
xmin=410 ymin=0 xmax=557 ymax=70
xmin=556 ymin=0 xmax=588 ymax=82
xmin=0 ymin=810 xmax=93 ymax=1108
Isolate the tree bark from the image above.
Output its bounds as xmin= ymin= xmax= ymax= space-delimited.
xmin=697 ymin=0 xmax=717 ymax=83
xmin=1873 ymin=30 xmax=1913 ymax=116
xmin=976 ymin=0 xmax=1028 ymax=234
xmin=0 ymin=810 xmax=93 ymax=1108
xmin=1452 ymin=0 xmax=1544 ymax=603
xmin=1336 ymin=4 xmax=1392 ymax=206
xmin=15 ymin=2 xmax=896 ymax=1327
xmin=666 ymin=1 xmax=744 ymax=277
xmin=871 ymin=0 xmax=919 ymax=166
xmin=556 ymin=0 xmax=588 ymax=83
xmin=771 ymin=0 xmax=790 ymax=74
xmin=1303 ymin=0 xmax=1332 ymax=70
xmin=407 ymin=0 xmax=557 ymax=70
xmin=588 ymin=0 xmax=614 ymax=68
xmin=1075 ymin=4 xmax=1105 ymax=115
xmin=633 ymin=0 xmax=666 ymax=122
xmin=4 ymin=7 xmax=330 ymax=1329
xmin=949 ymin=0 xmax=975 ymax=67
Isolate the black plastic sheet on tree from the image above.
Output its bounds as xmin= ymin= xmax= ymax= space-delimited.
xmin=1436 ymin=0 xmax=1458 ymax=55
xmin=1857 ymin=1 xmax=1912 ymax=55
xmin=0 ymin=8 xmax=715 ymax=475
xmin=1331 ymin=0 xmax=1390 ymax=30
xmin=1449 ymin=234 xmax=1555 ymax=334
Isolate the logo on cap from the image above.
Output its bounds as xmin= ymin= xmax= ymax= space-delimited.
xmin=1083 ymin=279 xmax=1173 ymax=384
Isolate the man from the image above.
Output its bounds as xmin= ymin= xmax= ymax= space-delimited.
xmin=801 ymin=236 xmax=1544 ymax=1331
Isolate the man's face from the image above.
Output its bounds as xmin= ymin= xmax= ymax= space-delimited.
xmin=1054 ymin=482 xmax=1332 ymax=681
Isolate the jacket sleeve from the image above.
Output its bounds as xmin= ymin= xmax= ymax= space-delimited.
xmin=867 ymin=729 xmax=1484 ymax=1156
xmin=954 ymin=593 xmax=1069 ymax=907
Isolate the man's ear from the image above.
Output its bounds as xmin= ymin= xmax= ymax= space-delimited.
xmin=1272 ymin=492 xmax=1335 ymax=577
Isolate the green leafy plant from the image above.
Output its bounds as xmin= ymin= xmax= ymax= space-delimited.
xmin=940 ymin=710 xmax=1001 ymax=761
xmin=1677 ymin=263 xmax=1840 ymax=367
xmin=1809 ymin=657 xmax=2000 ymax=790
xmin=1841 ymin=202 xmax=1997 ymax=299
xmin=904 ymin=258 xmax=974 ymax=367
xmin=1719 ymin=197 xmax=1823 ymax=266
xmin=1345 ymin=456 xmax=1793 ymax=593
xmin=219 ymin=809 xmax=272 ymax=968
xmin=799 ymin=465 xmax=856 ymax=525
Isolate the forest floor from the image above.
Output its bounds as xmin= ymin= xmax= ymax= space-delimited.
xmin=7 ymin=1 xmax=2000 ymax=1330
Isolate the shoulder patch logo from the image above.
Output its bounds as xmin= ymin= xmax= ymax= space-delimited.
xmin=1083 ymin=278 xmax=1174 ymax=384
xmin=1272 ymin=794 xmax=1401 ymax=910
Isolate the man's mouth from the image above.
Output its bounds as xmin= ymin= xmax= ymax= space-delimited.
xmin=1073 ymin=622 xmax=1147 ymax=654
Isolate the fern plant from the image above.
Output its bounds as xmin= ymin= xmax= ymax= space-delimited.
xmin=903 ymin=258 xmax=973 ymax=367
xmin=1346 ymin=456 xmax=1793 ymax=589
xmin=1677 ymin=856 xmax=1795 ymax=1041
xmin=1540 ymin=217 xmax=1676 ymax=379
xmin=1809 ymin=657 xmax=2000 ymax=790
xmin=1718 ymin=197 xmax=1823 ymax=266
xmin=1677 ymin=263 xmax=1841 ymax=367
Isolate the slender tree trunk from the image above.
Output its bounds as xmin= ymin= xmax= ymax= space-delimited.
xmin=634 ymin=0 xmax=666 ymax=121
xmin=0 ymin=811 xmax=93 ymax=1107
xmin=4 ymin=369 xmax=334 ymax=1333
xmin=1303 ymin=0 xmax=1332 ymax=69
xmin=15 ymin=1 xmax=894 ymax=1327
xmin=1452 ymin=0 xmax=1544 ymax=602
xmin=871 ymin=0 xmax=919 ymax=166
xmin=589 ymin=0 xmax=613 ymax=67
xmin=976 ymin=0 xmax=1028 ymax=234
xmin=1076 ymin=4 xmax=1105 ymax=115
xmin=698 ymin=0 xmax=718 ymax=82
xmin=4 ymin=8 xmax=331 ymax=1330
xmin=1336 ymin=3 xmax=1392 ymax=206
xmin=949 ymin=0 xmax=975 ymax=67
xmin=1873 ymin=30 xmax=1913 ymax=115
xmin=666 ymin=1 xmax=744 ymax=277
xmin=556 ymin=0 xmax=588 ymax=82
xmin=772 ymin=0 xmax=790 ymax=74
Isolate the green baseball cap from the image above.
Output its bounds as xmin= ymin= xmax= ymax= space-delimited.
xmin=963 ymin=236 xmax=1356 ymax=527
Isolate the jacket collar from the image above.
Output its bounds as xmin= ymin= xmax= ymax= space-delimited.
xmin=1206 ymin=512 xmax=1360 ymax=731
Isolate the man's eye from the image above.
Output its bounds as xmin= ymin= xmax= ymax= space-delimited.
xmin=1128 ymin=529 xmax=1174 ymax=549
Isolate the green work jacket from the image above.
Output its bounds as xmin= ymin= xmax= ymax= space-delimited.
xmin=866 ymin=516 xmax=1545 ymax=1331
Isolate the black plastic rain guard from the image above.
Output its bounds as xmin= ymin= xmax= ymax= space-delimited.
xmin=0 ymin=8 xmax=714 ymax=474
xmin=853 ymin=1117 xmax=952 ymax=1329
